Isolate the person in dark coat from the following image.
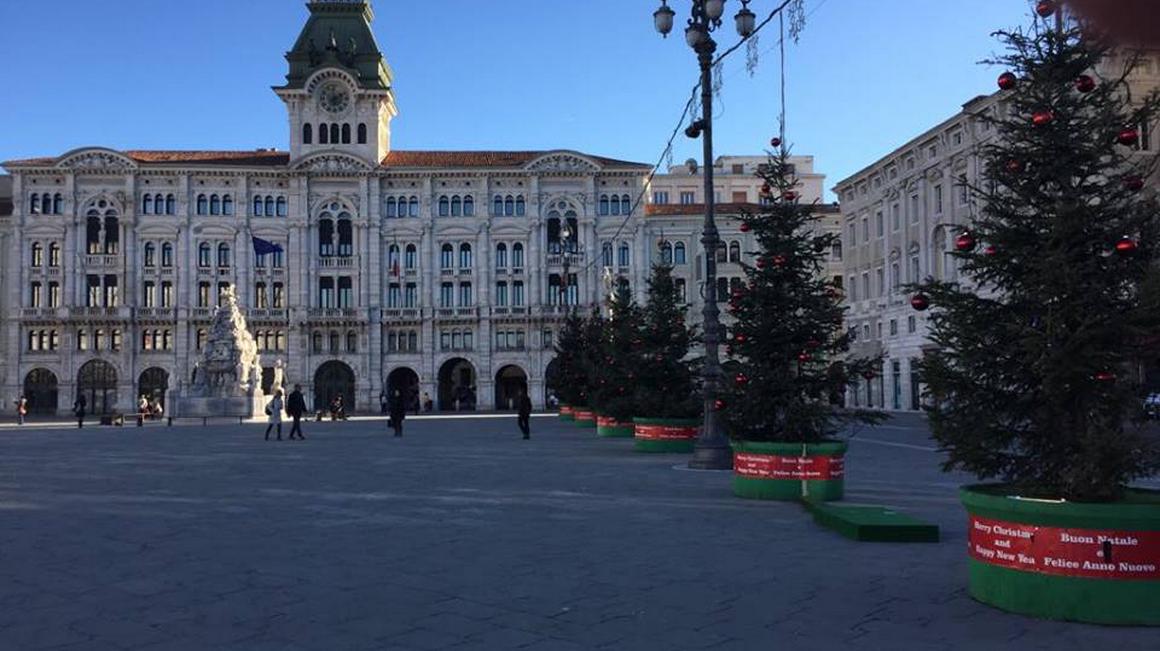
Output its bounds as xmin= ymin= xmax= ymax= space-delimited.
xmin=389 ymin=390 xmax=405 ymax=437
xmin=73 ymin=394 xmax=87 ymax=429
xmin=517 ymin=389 xmax=533 ymax=440
xmin=286 ymin=384 xmax=307 ymax=440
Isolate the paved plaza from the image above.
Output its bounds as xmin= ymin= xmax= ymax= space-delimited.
xmin=0 ymin=413 xmax=1157 ymax=650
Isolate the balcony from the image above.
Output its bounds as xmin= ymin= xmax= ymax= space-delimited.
xmin=247 ymin=308 xmax=288 ymax=320
xmin=21 ymin=308 xmax=60 ymax=319
xmin=192 ymin=307 xmax=214 ymax=319
xmin=404 ymin=268 xmax=418 ymax=278
xmin=68 ymin=307 xmax=130 ymax=319
xmin=307 ymin=307 xmax=362 ymax=319
xmin=84 ymin=255 xmax=121 ymax=268
xmin=457 ymin=268 xmax=473 ymax=276
xmin=538 ymin=305 xmax=575 ymax=316
xmin=546 ymin=252 xmax=586 ymax=266
xmin=383 ymin=307 xmax=423 ymax=320
xmin=319 ymin=257 xmax=355 ymax=269
xmin=440 ymin=268 xmax=455 ymax=277
xmin=435 ymin=307 xmax=479 ymax=321
xmin=135 ymin=308 xmax=177 ymax=320
xmin=217 ymin=267 xmax=232 ymax=276
xmin=45 ymin=267 xmax=61 ymax=277
xmin=491 ymin=307 xmax=528 ymax=317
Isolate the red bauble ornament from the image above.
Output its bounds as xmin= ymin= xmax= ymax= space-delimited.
xmin=1115 ymin=236 xmax=1138 ymax=255
xmin=1075 ymin=75 xmax=1096 ymax=93
xmin=1094 ymin=371 xmax=1117 ymax=383
xmin=772 ymin=255 xmax=788 ymax=267
xmin=806 ymin=338 xmax=821 ymax=349
xmin=1125 ymin=176 xmax=1145 ymax=192
xmin=735 ymin=373 xmax=749 ymax=387
xmin=862 ymin=370 xmax=876 ymax=381
xmin=755 ymin=257 xmax=767 ymax=269
xmin=955 ymin=231 xmax=977 ymax=252
xmin=714 ymin=399 xmax=727 ymax=411
xmin=782 ymin=190 xmax=799 ymax=201
xmin=1032 ymin=110 xmax=1054 ymax=127
xmin=997 ymin=72 xmax=1017 ymax=91
xmin=770 ymin=137 xmax=782 ymax=148
xmin=761 ymin=183 xmax=772 ymax=195
xmin=739 ymin=222 xmax=751 ymax=233
xmin=1035 ymin=0 xmax=1056 ymax=17
xmin=1118 ymin=128 xmax=1140 ymax=146
xmin=735 ymin=333 xmax=748 ymax=343
xmin=984 ymin=245 xmax=997 ymax=256
xmin=798 ymin=352 xmax=812 ymax=363
xmin=911 ymin=293 xmax=930 ymax=311
xmin=1005 ymin=159 xmax=1024 ymax=174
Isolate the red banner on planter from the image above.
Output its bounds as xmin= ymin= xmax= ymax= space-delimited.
xmin=573 ymin=409 xmax=595 ymax=421
xmin=968 ymin=515 xmax=1160 ymax=580
xmin=597 ymin=416 xmax=627 ymax=428
xmin=635 ymin=424 xmax=699 ymax=440
xmin=559 ymin=405 xmax=574 ymax=416
xmin=733 ymin=452 xmax=845 ymax=480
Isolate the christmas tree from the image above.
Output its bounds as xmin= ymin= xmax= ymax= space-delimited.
xmin=588 ymin=280 xmax=644 ymax=421
xmin=549 ymin=309 xmax=589 ymax=408
xmin=914 ymin=12 xmax=1160 ymax=501
xmin=633 ymin=258 xmax=700 ymax=419
xmin=719 ymin=150 xmax=884 ymax=442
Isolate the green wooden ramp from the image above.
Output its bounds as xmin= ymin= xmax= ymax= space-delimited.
xmin=803 ymin=501 xmax=940 ymax=543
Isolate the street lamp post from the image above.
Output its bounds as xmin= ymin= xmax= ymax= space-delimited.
xmin=560 ymin=224 xmax=574 ymax=311
xmin=655 ymin=0 xmax=756 ymax=470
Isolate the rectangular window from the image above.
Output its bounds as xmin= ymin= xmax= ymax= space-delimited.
xmin=934 ymin=184 xmax=943 ymax=213
xmin=877 ymin=322 xmax=883 ymax=339
xmin=848 ymin=276 xmax=857 ymax=302
xmin=848 ymin=224 xmax=856 ymax=247
xmin=861 ymin=217 xmax=869 ymax=241
xmin=254 ymin=282 xmax=268 ymax=309
xmin=143 ymin=281 xmax=156 ymax=308
xmin=891 ymin=263 xmax=900 ymax=292
xmin=679 ymin=191 xmax=696 ymax=205
xmin=890 ymin=319 xmax=898 ymax=336
xmin=908 ymin=315 xmax=917 ymax=334
xmin=48 ymin=282 xmax=60 ymax=308
xmin=543 ymin=329 xmax=554 ymax=350
xmin=338 ymin=277 xmax=353 ymax=309
xmin=103 ymin=275 xmax=118 ymax=307
xmin=161 ymin=281 xmax=173 ymax=308
xmin=198 ymin=282 xmax=210 ymax=307
xmin=216 ymin=282 xmax=229 ymax=307
xmin=388 ymin=283 xmax=401 ymax=308
xmin=459 ymin=282 xmax=472 ymax=306
xmin=319 ymin=277 xmax=335 ymax=309
xmin=909 ymin=256 xmax=920 ymax=283
xmin=653 ymin=191 xmax=669 ymax=205
xmin=910 ymin=194 xmax=919 ymax=223
xmin=272 ymin=283 xmax=284 ymax=309
xmin=875 ymin=211 xmax=884 ymax=237
xmin=86 ymin=276 xmax=101 ymax=307
xmin=405 ymin=283 xmax=417 ymax=308
xmin=861 ymin=272 xmax=870 ymax=300
xmin=876 ymin=268 xmax=884 ymax=295
xmin=440 ymin=282 xmax=454 ymax=307
xmin=495 ymin=282 xmax=507 ymax=307
xmin=892 ymin=203 xmax=900 ymax=231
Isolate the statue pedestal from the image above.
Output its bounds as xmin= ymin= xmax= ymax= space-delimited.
xmin=170 ymin=394 xmax=267 ymax=421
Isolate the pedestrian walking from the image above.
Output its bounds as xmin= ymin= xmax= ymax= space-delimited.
xmin=15 ymin=395 xmax=28 ymax=426
xmin=517 ymin=389 xmax=533 ymax=440
xmin=286 ymin=384 xmax=307 ymax=440
xmin=73 ymin=394 xmax=87 ymax=429
xmin=389 ymin=389 xmax=406 ymax=437
xmin=264 ymin=389 xmax=284 ymax=441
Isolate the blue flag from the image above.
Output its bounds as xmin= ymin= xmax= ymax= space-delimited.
xmin=252 ymin=236 xmax=283 ymax=256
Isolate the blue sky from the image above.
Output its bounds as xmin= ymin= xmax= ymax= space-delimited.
xmin=0 ymin=1 xmax=1033 ymax=195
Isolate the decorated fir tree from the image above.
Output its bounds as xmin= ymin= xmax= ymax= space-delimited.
xmin=549 ymin=309 xmax=589 ymax=409
xmin=719 ymin=151 xmax=884 ymax=442
xmin=914 ymin=14 xmax=1160 ymax=501
xmin=588 ymin=281 xmax=645 ymax=421
xmin=633 ymin=259 xmax=700 ymax=419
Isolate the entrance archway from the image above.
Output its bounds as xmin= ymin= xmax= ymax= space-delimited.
xmin=438 ymin=358 xmax=476 ymax=411
xmin=314 ymin=361 xmax=356 ymax=413
xmin=137 ymin=368 xmax=169 ymax=410
xmin=544 ymin=357 xmax=561 ymax=407
xmin=77 ymin=360 xmax=118 ymax=416
xmin=386 ymin=367 xmax=420 ymax=413
xmin=23 ymin=369 xmax=58 ymax=415
xmin=494 ymin=365 xmax=528 ymax=411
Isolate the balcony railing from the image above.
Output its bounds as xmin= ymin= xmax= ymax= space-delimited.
xmin=84 ymin=255 xmax=121 ymax=268
xmin=135 ymin=308 xmax=177 ymax=320
xmin=383 ymin=308 xmax=423 ymax=320
xmin=546 ymin=252 xmax=587 ymax=266
xmin=21 ymin=308 xmax=60 ymax=319
xmin=307 ymin=307 xmax=362 ymax=319
xmin=247 ymin=309 xmax=288 ymax=320
xmin=192 ymin=308 xmax=214 ymax=319
xmin=319 ymin=257 xmax=355 ymax=268
xmin=68 ymin=307 xmax=130 ymax=319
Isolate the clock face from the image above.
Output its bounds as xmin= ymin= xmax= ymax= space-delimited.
xmin=318 ymin=82 xmax=351 ymax=114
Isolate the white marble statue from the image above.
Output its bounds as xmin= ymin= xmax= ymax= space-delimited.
xmin=185 ymin=285 xmax=265 ymax=400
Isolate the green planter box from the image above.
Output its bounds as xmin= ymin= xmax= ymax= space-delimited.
xmin=572 ymin=408 xmax=597 ymax=428
xmin=596 ymin=415 xmax=634 ymax=438
xmin=731 ymin=440 xmax=847 ymax=502
xmin=633 ymin=417 xmax=699 ymax=453
xmin=558 ymin=404 xmax=575 ymax=422
xmin=960 ymin=485 xmax=1160 ymax=625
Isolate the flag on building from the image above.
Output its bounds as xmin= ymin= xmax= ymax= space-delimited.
xmin=252 ymin=236 xmax=283 ymax=256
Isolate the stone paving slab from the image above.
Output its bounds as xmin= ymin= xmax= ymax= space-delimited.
xmin=0 ymin=414 xmax=1156 ymax=649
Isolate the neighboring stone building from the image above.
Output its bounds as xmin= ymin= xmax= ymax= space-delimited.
xmin=832 ymin=51 xmax=1160 ymax=412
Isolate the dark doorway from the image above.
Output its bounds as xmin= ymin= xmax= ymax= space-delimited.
xmin=386 ymin=367 xmax=420 ymax=413
xmin=137 ymin=367 xmax=169 ymax=410
xmin=544 ymin=357 xmax=561 ymax=407
xmin=77 ymin=360 xmax=118 ymax=416
xmin=494 ymin=365 xmax=528 ymax=411
xmin=314 ymin=361 xmax=356 ymax=413
xmin=438 ymin=358 xmax=476 ymax=411
xmin=23 ymin=368 xmax=59 ymax=415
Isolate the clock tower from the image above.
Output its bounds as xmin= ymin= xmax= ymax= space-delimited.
xmin=275 ymin=0 xmax=398 ymax=164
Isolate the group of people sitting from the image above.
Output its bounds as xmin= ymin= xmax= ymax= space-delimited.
xmin=136 ymin=395 xmax=165 ymax=420
xmin=318 ymin=395 xmax=348 ymax=421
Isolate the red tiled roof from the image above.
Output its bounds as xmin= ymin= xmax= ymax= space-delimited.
xmin=646 ymin=202 xmax=840 ymax=217
xmin=3 ymin=149 xmax=650 ymax=169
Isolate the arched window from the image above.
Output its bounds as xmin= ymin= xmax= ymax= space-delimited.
xmin=729 ymin=241 xmax=740 ymax=263
xmin=86 ymin=212 xmax=102 ymax=254
xmin=504 ymin=196 xmax=515 ymax=216
xmin=493 ymin=195 xmax=503 ymax=216
xmin=103 ymin=216 xmax=119 ymax=254
xmin=337 ymin=215 xmax=353 ymax=256
xmin=165 ymin=194 xmax=175 ymax=214
xmin=440 ymin=243 xmax=454 ymax=269
xmin=618 ymin=243 xmax=630 ymax=267
xmin=196 ymin=194 xmax=208 ymax=215
xmin=515 ymin=196 xmax=525 ymax=216
xmin=329 ymin=330 xmax=340 ymax=353
xmin=53 ymin=193 xmax=64 ymax=214
xmin=716 ymin=242 xmax=728 ymax=263
xmin=459 ymin=243 xmax=473 ymax=269
xmin=264 ymin=196 xmax=274 ymax=217
xmin=347 ymin=331 xmax=358 ymax=353
xmin=341 ymin=123 xmax=351 ymax=144
xmin=546 ymin=217 xmax=562 ymax=254
xmin=217 ymin=243 xmax=231 ymax=268
xmin=198 ymin=243 xmax=211 ymax=267
xmin=318 ymin=217 xmax=335 ymax=256
xmin=154 ymin=194 xmax=164 ymax=214
xmin=622 ymin=195 xmax=632 ymax=213
xmin=161 ymin=243 xmax=174 ymax=267
xmin=49 ymin=242 xmax=61 ymax=267
xmin=143 ymin=194 xmax=154 ymax=215
xmin=451 ymin=196 xmax=462 ymax=217
xmin=599 ymin=195 xmax=610 ymax=216
xmin=222 ymin=195 xmax=233 ymax=216
xmin=209 ymin=194 xmax=221 ymax=216
xmin=330 ymin=123 xmax=340 ymax=144
xmin=319 ymin=122 xmax=329 ymax=145
xmin=610 ymin=195 xmax=621 ymax=216
xmin=30 ymin=194 xmax=40 ymax=214
xmin=438 ymin=196 xmax=450 ymax=217
xmin=408 ymin=197 xmax=419 ymax=217
xmin=253 ymin=196 xmax=263 ymax=217
xmin=312 ymin=331 xmax=322 ymax=353
xmin=674 ymin=242 xmax=687 ymax=265
xmin=386 ymin=197 xmax=397 ymax=217
xmin=661 ymin=242 xmax=673 ymax=264
xmin=144 ymin=243 xmax=156 ymax=267
xmin=357 ymin=123 xmax=367 ymax=144
xmin=512 ymin=243 xmax=524 ymax=269
xmin=388 ymin=244 xmax=400 ymax=271
xmin=495 ymin=243 xmax=508 ymax=269
xmin=405 ymin=244 xmax=417 ymax=269
xmin=276 ymin=197 xmax=287 ymax=217
xmin=303 ymin=122 xmax=313 ymax=144
xmin=463 ymin=196 xmax=474 ymax=216
xmin=31 ymin=242 xmax=43 ymax=267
